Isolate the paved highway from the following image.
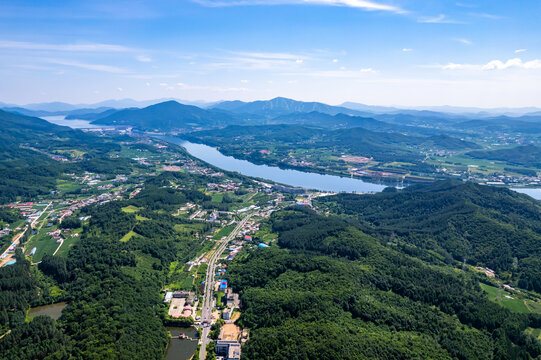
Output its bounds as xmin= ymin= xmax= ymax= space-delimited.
xmin=199 ymin=214 xmax=251 ymax=360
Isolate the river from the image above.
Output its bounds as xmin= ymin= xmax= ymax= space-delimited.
xmin=39 ymin=118 xmax=541 ymax=199
xmin=41 ymin=115 xmax=104 ymax=129
xmin=161 ymin=136 xmax=390 ymax=193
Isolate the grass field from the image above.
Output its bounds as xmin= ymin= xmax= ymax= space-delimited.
xmin=26 ymin=234 xmax=59 ymax=262
xmin=213 ymin=225 xmax=235 ymax=240
xmin=120 ymin=230 xmax=136 ymax=242
xmin=174 ymin=223 xmax=206 ymax=235
xmin=480 ymin=283 xmax=536 ymax=314
xmin=122 ymin=205 xmax=141 ymax=213
xmin=55 ymin=235 xmax=80 ymax=257
xmin=56 ymin=179 xmax=82 ymax=193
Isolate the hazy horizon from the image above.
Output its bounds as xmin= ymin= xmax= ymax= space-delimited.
xmin=1 ymin=0 xmax=540 ymax=107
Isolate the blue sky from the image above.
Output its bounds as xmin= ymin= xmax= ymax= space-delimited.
xmin=0 ymin=0 xmax=540 ymax=107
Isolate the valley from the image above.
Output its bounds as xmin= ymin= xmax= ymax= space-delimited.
xmin=0 ymin=101 xmax=540 ymax=360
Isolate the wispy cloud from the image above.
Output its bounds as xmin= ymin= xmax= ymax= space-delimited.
xmin=455 ymin=2 xmax=476 ymax=8
xmin=515 ymin=49 xmax=527 ymax=54
xmin=283 ymin=68 xmax=377 ymax=78
xmin=469 ymin=12 xmax=502 ymax=20
xmin=402 ymin=48 xmax=413 ymax=52
xmin=435 ymin=58 xmax=541 ymax=71
xmin=206 ymin=51 xmax=309 ymax=70
xmin=0 ymin=40 xmax=133 ymax=52
xmin=176 ymin=82 xmax=249 ymax=92
xmin=47 ymin=59 xmax=127 ymax=73
xmin=454 ymin=38 xmax=473 ymax=45
xmin=192 ymin=0 xmax=404 ymax=13
xmin=136 ymin=55 xmax=152 ymax=62
xmin=418 ymin=14 xmax=464 ymax=24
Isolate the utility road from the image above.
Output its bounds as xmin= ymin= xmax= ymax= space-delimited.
xmin=199 ymin=214 xmax=251 ymax=360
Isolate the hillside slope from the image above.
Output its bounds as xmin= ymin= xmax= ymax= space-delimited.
xmin=317 ymin=180 xmax=541 ymax=290
xmin=92 ymin=100 xmax=237 ymax=130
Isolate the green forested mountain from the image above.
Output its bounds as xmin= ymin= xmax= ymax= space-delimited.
xmin=92 ymin=100 xmax=238 ymax=130
xmin=317 ymin=180 xmax=541 ymax=291
xmin=212 ymin=97 xmax=364 ymax=117
xmin=186 ymin=124 xmax=479 ymax=164
xmin=0 ymin=109 xmax=131 ymax=203
xmin=228 ymin=207 xmax=541 ymax=360
xmin=467 ymin=145 xmax=541 ymax=168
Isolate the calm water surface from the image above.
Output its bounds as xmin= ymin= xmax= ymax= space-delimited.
xmin=161 ymin=137 xmax=391 ymax=193
xmin=41 ymin=115 xmax=103 ymax=129
xmin=165 ymin=327 xmax=198 ymax=360
xmin=28 ymin=302 xmax=67 ymax=320
xmin=511 ymin=188 xmax=541 ymax=200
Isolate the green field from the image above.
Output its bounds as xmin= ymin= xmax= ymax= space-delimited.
xmin=120 ymin=230 xmax=136 ymax=242
xmin=480 ymin=283 xmax=536 ymax=314
xmin=55 ymin=235 xmax=80 ymax=257
xmin=122 ymin=205 xmax=141 ymax=213
xmin=26 ymin=234 xmax=60 ymax=262
xmin=213 ymin=225 xmax=235 ymax=240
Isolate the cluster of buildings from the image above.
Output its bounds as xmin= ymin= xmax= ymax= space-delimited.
xmin=0 ymin=228 xmax=10 ymax=238
xmin=207 ymin=181 xmax=241 ymax=192
xmin=165 ymin=291 xmax=198 ymax=318
xmin=180 ymin=159 xmax=224 ymax=177
xmin=284 ymin=156 xmax=315 ymax=167
xmin=47 ymin=229 xmax=63 ymax=242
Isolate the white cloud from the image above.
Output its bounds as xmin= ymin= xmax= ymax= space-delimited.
xmin=136 ymin=55 xmax=152 ymax=62
xmin=470 ymin=13 xmax=501 ymax=20
xmin=515 ymin=49 xmax=527 ymax=54
xmin=191 ymin=0 xmax=404 ymax=13
xmin=176 ymin=82 xmax=249 ymax=92
xmin=455 ymin=2 xmax=476 ymax=8
xmin=159 ymin=82 xmax=169 ymax=86
xmin=0 ymin=40 xmax=133 ymax=52
xmin=207 ymin=51 xmax=309 ymax=70
xmin=47 ymin=59 xmax=127 ymax=73
xmin=146 ymin=82 xmax=150 ymax=86
xmin=229 ymin=51 xmax=307 ymax=60
xmin=332 ymin=58 xmax=339 ymax=62
xmin=117 ymin=87 xmax=123 ymax=92
xmin=402 ymin=48 xmax=413 ymax=52
xmin=284 ymin=67 xmax=377 ymax=78
xmin=240 ymin=79 xmax=249 ymax=83
xmin=435 ymin=58 xmax=541 ymax=71
xmin=418 ymin=14 xmax=464 ymax=24
xmin=454 ymin=38 xmax=473 ymax=45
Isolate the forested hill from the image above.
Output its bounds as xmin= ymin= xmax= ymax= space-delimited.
xmin=467 ymin=145 xmax=541 ymax=168
xmin=0 ymin=110 xmax=131 ymax=203
xmin=186 ymin=124 xmax=479 ymax=163
xmin=228 ymin=207 xmax=541 ymax=359
xmin=316 ymin=180 xmax=541 ymax=291
xmin=92 ymin=100 xmax=238 ymax=130
xmin=211 ymin=96 xmax=363 ymax=117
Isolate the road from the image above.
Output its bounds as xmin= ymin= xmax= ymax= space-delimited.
xmin=199 ymin=214 xmax=251 ymax=360
xmin=0 ymin=202 xmax=53 ymax=267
